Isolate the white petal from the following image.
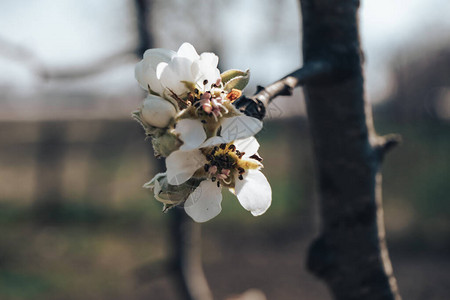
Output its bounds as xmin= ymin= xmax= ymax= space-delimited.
xmin=135 ymin=48 xmax=175 ymax=94
xmin=219 ymin=116 xmax=263 ymax=142
xmin=199 ymin=52 xmax=219 ymax=68
xmin=156 ymin=62 xmax=168 ymax=79
xmin=175 ymin=119 xmax=207 ymax=151
xmin=143 ymin=172 xmax=165 ymax=189
xmin=191 ymin=53 xmax=221 ymax=88
xmin=143 ymin=48 xmax=175 ymax=61
xmin=153 ymin=178 xmax=162 ymax=197
xmin=235 ymin=169 xmax=271 ymax=216
xmin=177 ymin=42 xmax=200 ymax=61
xmin=166 ymin=149 xmax=206 ymax=185
xmin=135 ymin=62 xmax=163 ymax=95
xmin=184 ymin=180 xmax=222 ymax=222
xmin=141 ymin=95 xmax=177 ymax=128
xmin=200 ymin=135 xmax=228 ymax=148
xmin=233 ymin=137 xmax=260 ymax=158
xmin=160 ymin=57 xmax=196 ymax=96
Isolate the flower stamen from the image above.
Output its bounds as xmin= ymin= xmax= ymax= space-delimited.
xmin=167 ymin=88 xmax=190 ymax=109
xmin=201 ymin=142 xmax=260 ymax=187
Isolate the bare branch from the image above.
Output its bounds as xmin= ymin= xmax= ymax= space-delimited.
xmin=0 ymin=36 xmax=47 ymax=76
xmin=374 ymin=134 xmax=402 ymax=161
xmin=0 ymin=35 xmax=134 ymax=81
xmin=255 ymin=61 xmax=332 ymax=106
xmin=234 ymin=61 xmax=331 ymax=120
xmin=40 ymin=48 xmax=135 ymax=80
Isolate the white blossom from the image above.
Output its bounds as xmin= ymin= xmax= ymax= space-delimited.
xmin=165 ymin=137 xmax=272 ymax=222
xmin=135 ymin=48 xmax=175 ymax=96
xmin=135 ymin=43 xmax=271 ymax=223
xmin=135 ymin=42 xmax=221 ymax=100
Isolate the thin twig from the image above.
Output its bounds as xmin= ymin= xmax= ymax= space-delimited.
xmin=234 ymin=61 xmax=331 ymax=120
xmin=41 ymin=49 xmax=135 ymax=80
xmin=254 ymin=61 xmax=332 ymax=106
xmin=0 ymin=35 xmax=134 ymax=81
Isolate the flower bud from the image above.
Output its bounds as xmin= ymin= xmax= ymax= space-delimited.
xmin=141 ymin=95 xmax=176 ymax=128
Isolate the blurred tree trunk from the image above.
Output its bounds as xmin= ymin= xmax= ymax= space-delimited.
xmin=170 ymin=208 xmax=213 ymax=300
xmin=134 ymin=1 xmax=212 ymax=300
xmin=86 ymin=121 xmax=133 ymax=202
xmin=299 ymin=0 xmax=402 ymax=299
xmin=33 ymin=121 xmax=66 ymax=223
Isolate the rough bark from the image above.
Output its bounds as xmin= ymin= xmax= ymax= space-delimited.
xmin=237 ymin=0 xmax=402 ymax=299
xmin=299 ymin=0 xmax=401 ymax=299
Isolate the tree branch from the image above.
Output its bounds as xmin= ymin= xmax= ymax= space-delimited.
xmin=234 ymin=61 xmax=331 ymax=120
xmin=0 ymin=35 xmax=134 ymax=81
xmin=40 ymin=49 xmax=135 ymax=80
xmin=373 ymin=134 xmax=402 ymax=161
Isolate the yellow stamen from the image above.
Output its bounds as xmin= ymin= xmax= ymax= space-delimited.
xmin=237 ymin=159 xmax=261 ymax=170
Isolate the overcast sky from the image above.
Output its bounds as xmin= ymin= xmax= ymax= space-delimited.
xmin=0 ymin=0 xmax=449 ymax=105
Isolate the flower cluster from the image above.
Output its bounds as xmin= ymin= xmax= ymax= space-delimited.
xmin=134 ymin=43 xmax=271 ymax=222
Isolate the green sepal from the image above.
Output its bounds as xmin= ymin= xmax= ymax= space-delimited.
xmin=143 ymin=173 xmax=204 ymax=211
xmin=151 ymin=130 xmax=181 ymax=157
xmin=133 ymin=110 xmax=180 ymax=157
xmin=147 ymin=84 xmax=160 ymax=97
xmin=221 ymin=69 xmax=250 ymax=91
xmin=132 ymin=110 xmax=166 ymax=137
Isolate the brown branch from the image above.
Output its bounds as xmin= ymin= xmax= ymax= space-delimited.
xmin=0 ymin=36 xmax=48 ymax=77
xmin=374 ymin=134 xmax=402 ymax=161
xmin=234 ymin=61 xmax=331 ymax=120
xmin=40 ymin=49 xmax=135 ymax=80
xmin=254 ymin=61 xmax=332 ymax=106
xmin=0 ymin=35 xmax=134 ymax=81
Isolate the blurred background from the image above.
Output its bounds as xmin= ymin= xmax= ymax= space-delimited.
xmin=0 ymin=0 xmax=449 ymax=299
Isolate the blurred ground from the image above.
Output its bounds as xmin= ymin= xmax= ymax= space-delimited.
xmin=0 ymin=117 xmax=449 ymax=300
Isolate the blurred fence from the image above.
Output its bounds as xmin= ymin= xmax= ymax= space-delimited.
xmin=0 ymin=117 xmax=315 ymax=220
xmin=1 ymin=114 xmax=449 ymax=241
xmin=0 ymin=119 xmax=152 ymax=211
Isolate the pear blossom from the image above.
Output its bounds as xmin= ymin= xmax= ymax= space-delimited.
xmin=134 ymin=42 xmax=262 ymax=154
xmin=164 ymin=136 xmax=272 ymax=222
xmin=158 ymin=45 xmax=221 ymax=98
xmin=135 ymin=42 xmax=221 ymax=101
xmin=134 ymin=42 xmax=222 ymax=129
xmin=135 ymin=43 xmax=271 ymax=222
